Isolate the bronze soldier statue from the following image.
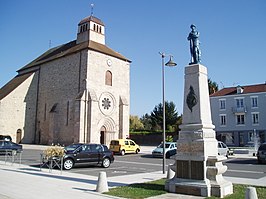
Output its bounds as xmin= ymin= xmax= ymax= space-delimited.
xmin=187 ymin=24 xmax=201 ymax=64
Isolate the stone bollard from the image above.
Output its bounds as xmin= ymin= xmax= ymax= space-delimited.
xmin=96 ymin=171 xmax=109 ymax=193
xmin=245 ymin=186 xmax=258 ymax=199
xmin=167 ymin=165 xmax=175 ymax=179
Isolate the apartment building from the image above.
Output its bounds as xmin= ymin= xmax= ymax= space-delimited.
xmin=210 ymin=83 xmax=266 ymax=147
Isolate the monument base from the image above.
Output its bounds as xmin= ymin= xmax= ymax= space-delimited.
xmin=211 ymin=182 xmax=233 ymax=198
xmin=165 ymin=155 xmax=233 ymax=198
xmin=207 ymin=156 xmax=233 ymax=198
xmin=166 ymin=178 xmax=211 ymax=197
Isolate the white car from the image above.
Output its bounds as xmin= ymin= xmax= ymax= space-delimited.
xmin=218 ymin=141 xmax=229 ymax=157
xmin=152 ymin=142 xmax=177 ymax=158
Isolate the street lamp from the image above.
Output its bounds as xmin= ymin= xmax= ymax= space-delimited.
xmin=159 ymin=52 xmax=177 ymax=174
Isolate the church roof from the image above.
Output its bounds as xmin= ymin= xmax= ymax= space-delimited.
xmin=1 ymin=39 xmax=131 ymax=101
xmin=210 ymin=83 xmax=266 ymax=97
xmin=17 ymin=40 xmax=131 ymax=73
xmin=0 ymin=72 xmax=33 ymax=100
xmin=78 ymin=16 xmax=104 ymax=26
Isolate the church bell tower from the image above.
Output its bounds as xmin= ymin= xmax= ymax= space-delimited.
xmin=76 ymin=15 xmax=105 ymax=45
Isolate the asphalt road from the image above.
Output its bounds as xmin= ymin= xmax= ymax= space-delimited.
xmin=1 ymin=149 xmax=265 ymax=181
xmin=225 ymin=158 xmax=266 ymax=179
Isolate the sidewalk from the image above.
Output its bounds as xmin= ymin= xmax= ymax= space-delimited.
xmin=0 ymin=161 xmax=121 ymax=199
xmin=0 ymin=144 xmax=264 ymax=199
xmin=0 ymin=160 xmax=204 ymax=199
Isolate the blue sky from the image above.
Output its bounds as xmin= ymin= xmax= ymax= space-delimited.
xmin=1 ymin=0 xmax=266 ymax=117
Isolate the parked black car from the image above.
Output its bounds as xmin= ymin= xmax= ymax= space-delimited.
xmin=257 ymin=143 xmax=266 ymax=164
xmin=166 ymin=148 xmax=177 ymax=158
xmin=63 ymin=143 xmax=114 ymax=170
xmin=0 ymin=140 xmax=22 ymax=154
xmin=0 ymin=135 xmax=12 ymax=141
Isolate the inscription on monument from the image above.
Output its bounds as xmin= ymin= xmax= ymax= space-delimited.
xmin=177 ymin=142 xmax=203 ymax=153
xmin=193 ymin=130 xmax=203 ymax=139
xmin=191 ymin=142 xmax=204 ymax=153
xmin=177 ymin=143 xmax=190 ymax=153
xmin=176 ymin=160 xmax=189 ymax=179
xmin=191 ymin=161 xmax=204 ymax=180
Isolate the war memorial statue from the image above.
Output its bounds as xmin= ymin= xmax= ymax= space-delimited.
xmin=165 ymin=25 xmax=233 ymax=198
xmin=187 ymin=24 xmax=201 ymax=64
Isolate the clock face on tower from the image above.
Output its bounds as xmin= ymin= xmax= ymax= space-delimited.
xmin=99 ymin=92 xmax=115 ymax=115
xmin=107 ymin=59 xmax=112 ymax=66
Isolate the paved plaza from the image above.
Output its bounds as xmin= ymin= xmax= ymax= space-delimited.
xmin=0 ymin=145 xmax=264 ymax=199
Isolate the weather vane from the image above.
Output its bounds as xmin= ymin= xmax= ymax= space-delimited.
xmin=90 ymin=3 xmax=94 ymax=16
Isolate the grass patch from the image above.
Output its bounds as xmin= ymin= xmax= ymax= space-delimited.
xmin=105 ymin=179 xmax=266 ymax=199
xmin=105 ymin=178 xmax=167 ymax=199
xmin=207 ymin=184 xmax=266 ymax=199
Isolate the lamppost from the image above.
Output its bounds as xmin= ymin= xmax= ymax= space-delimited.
xmin=159 ymin=52 xmax=177 ymax=174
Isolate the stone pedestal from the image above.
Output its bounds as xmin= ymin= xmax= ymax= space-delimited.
xmin=165 ymin=64 xmax=233 ymax=198
xmin=207 ymin=156 xmax=233 ymax=197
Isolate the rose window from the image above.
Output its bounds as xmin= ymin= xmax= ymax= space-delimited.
xmin=102 ymin=98 xmax=111 ymax=110
xmin=99 ymin=92 xmax=115 ymax=115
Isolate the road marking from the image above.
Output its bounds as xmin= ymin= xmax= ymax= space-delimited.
xmin=114 ymin=162 xmax=265 ymax=174
xmin=227 ymin=169 xmax=265 ymax=174
xmin=115 ymin=160 xmax=162 ymax=166
xmin=112 ymin=171 xmax=127 ymax=174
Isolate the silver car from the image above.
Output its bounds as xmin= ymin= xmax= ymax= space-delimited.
xmin=152 ymin=142 xmax=177 ymax=158
xmin=218 ymin=141 xmax=229 ymax=157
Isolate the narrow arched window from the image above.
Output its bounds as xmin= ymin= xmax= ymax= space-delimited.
xmin=93 ymin=24 xmax=96 ymax=31
xmin=105 ymin=70 xmax=112 ymax=86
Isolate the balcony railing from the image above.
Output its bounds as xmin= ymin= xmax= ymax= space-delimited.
xmin=231 ymin=106 xmax=247 ymax=114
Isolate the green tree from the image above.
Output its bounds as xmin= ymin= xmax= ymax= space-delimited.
xmin=150 ymin=103 xmax=163 ymax=131
xmin=140 ymin=113 xmax=152 ymax=131
xmin=166 ymin=135 xmax=174 ymax=142
xmin=150 ymin=101 xmax=179 ymax=131
xmin=129 ymin=115 xmax=144 ymax=131
xmin=208 ymin=78 xmax=219 ymax=95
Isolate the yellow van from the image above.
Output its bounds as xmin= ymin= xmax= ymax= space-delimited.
xmin=109 ymin=139 xmax=140 ymax=155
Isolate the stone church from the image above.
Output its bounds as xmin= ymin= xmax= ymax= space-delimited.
xmin=0 ymin=15 xmax=131 ymax=145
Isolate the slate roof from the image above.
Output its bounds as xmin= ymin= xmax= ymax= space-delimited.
xmin=0 ymin=72 xmax=33 ymax=100
xmin=210 ymin=83 xmax=266 ymax=97
xmin=78 ymin=16 xmax=104 ymax=26
xmin=18 ymin=40 xmax=131 ymax=73
xmin=2 ymin=39 xmax=131 ymax=101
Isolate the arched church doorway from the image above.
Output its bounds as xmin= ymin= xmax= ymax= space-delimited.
xmin=16 ymin=129 xmax=22 ymax=143
xmin=100 ymin=126 xmax=106 ymax=144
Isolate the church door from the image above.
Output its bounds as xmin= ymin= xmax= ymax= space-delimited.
xmin=100 ymin=126 xmax=106 ymax=144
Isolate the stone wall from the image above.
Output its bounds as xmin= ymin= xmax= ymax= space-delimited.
xmin=0 ymin=73 xmax=38 ymax=143
xmin=87 ymin=50 xmax=130 ymax=144
xmin=37 ymin=51 xmax=86 ymax=145
xmin=35 ymin=48 xmax=130 ymax=146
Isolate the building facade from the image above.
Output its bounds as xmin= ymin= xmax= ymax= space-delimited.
xmin=0 ymin=15 xmax=131 ymax=145
xmin=210 ymin=83 xmax=266 ymax=147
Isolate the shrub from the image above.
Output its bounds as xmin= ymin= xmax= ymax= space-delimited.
xmin=43 ymin=145 xmax=65 ymax=159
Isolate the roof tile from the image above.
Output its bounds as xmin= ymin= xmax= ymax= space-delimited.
xmin=210 ymin=83 xmax=266 ymax=97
